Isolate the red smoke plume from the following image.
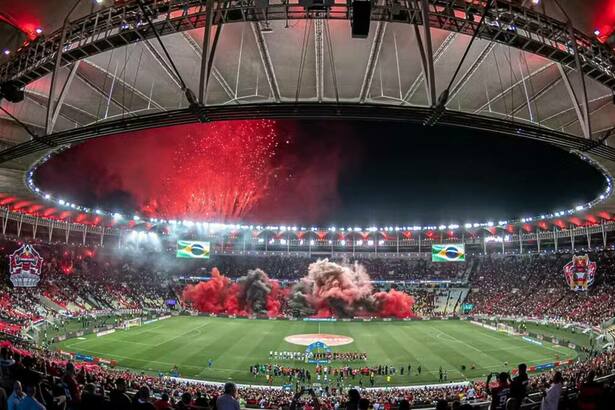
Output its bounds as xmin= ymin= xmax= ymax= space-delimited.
xmin=184 ymin=260 xmax=415 ymax=319
xmin=373 ymin=289 xmax=415 ymax=318
xmin=182 ymin=268 xmax=244 ymax=315
xmin=182 ymin=268 xmax=287 ymax=317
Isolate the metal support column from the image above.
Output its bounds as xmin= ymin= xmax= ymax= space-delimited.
xmin=49 ymin=61 xmax=80 ymax=134
xmin=2 ymin=209 xmax=8 ymax=235
xmin=554 ymin=227 xmax=558 ymax=252
xmin=558 ymin=64 xmax=591 ymax=139
xmin=33 ymin=217 xmax=39 ymax=239
xmin=602 ymin=223 xmax=607 ymax=248
xmin=17 ymin=214 xmax=23 ymax=237
xmin=418 ymin=232 xmax=421 ymax=254
xmin=419 ymin=0 xmax=436 ymax=106
xmin=198 ymin=0 xmax=215 ymax=104
xmin=46 ymin=0 xmax=81 ymax=135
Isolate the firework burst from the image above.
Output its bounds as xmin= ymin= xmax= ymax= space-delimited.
xmin=141 ymin=120 xmax=280 ymax=221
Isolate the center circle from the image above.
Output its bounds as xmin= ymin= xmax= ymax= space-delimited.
xmin=284 ymin=333 xmax=354 ymax=346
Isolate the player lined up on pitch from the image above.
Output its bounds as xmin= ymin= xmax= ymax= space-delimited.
xmin=269 ymin=351 xmax=368 ymax=361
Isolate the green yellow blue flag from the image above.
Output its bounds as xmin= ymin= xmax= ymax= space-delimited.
xmin=431 ymin=244 xmax=465 ymax=262
xmin=176 ymin=240 xmax=210 ymax=259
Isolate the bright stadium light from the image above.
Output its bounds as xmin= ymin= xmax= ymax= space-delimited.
xmin=44 ymin=194 xmax=51 ymax=199
xmin=58 ymin=199 xmax=65 ymax=205
xmin=367 ymin=240 xmax=374 ymax=246
xmin=487 ymin=221 xmax=494 ymax=227
xmin=575 ymin=205 xmax=584 ymax=211
xmin=464 ymin=223 xmax=472 ymax=229
xmin=340 ymin=240 xmax=346 ymax=246
xmin=113 ymin=213 xmax=122 ymax=220
xmin=309 ymin=240 xmax=315 ymax=246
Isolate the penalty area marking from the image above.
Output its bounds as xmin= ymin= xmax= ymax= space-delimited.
xmin=284 ymin=333 xmax=353 ymax=346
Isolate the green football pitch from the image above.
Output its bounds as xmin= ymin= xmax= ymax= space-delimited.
xmin=54 ymin=316 xmax=577 ymax=386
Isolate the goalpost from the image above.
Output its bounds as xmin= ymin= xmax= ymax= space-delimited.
xmin=123 ymin=317 xmax=142 ymax=329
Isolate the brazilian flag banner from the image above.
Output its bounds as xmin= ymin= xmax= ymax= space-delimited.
xmin=431 ymin=244 xmax=465 ymax=262
xmin=176 ymin=240 xmax=210 ymax=259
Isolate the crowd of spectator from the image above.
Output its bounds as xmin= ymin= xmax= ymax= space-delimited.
xmin=179 ymin=256 xmax=469 ymax=282
xmin=0 ymin=340 xmax=612 ymax=410
xmin=467 ymin=251 xmax=615 ymax=326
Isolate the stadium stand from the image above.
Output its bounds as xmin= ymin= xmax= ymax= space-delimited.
xmin=0 ymin=237 xmax=614 ymax=409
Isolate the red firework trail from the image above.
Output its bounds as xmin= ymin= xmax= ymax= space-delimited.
xmin=143 ymin=120 xmax=280 ymax=220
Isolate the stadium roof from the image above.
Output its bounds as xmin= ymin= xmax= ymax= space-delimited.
xmin=1 ymin=0 xmax=615 ymax=232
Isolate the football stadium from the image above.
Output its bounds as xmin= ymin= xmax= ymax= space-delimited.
xmin=1 ymin=0 xmax=615 ymax=409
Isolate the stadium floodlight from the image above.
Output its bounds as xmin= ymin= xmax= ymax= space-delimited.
xmin=35 ymin=27 xmax=43 ymax=34
xmin=44 ymin=194 xmax=51 ymax=199
xmin=280 ymin=239 xmax=287 ymax=245
xmin=438 ymin=225 xmax=446 ymax=230
xmin=58 ymin=199 xmax=65 ymax=205
xmin=340 ymin=240 xmax=346 ymax=246
xmin=487 ymin=221 xmax=494 ymax=227
xmin=464 ymin=223 xmax=472 ymax=229
xmin=378 ymin=240 xmax=384 ymax=246
xmin=357 ymin=240 xmax=363 ymax=246
xmin=113 ymin=213 xmax=122 ymax=220
xmin=367 ymin=240 xmax=374 ymax=246
xmin=473 ymin=223 xmax=480 ymax=228
xmin=600 ymin=195 xmax=605 ymax=199
xmin=594 ymin=28 xmax=601 ymax=36
xmin=309 ymin=240 xmax=315 ymax=246
xmin=575 ymin=205 xmax=584 ymax=211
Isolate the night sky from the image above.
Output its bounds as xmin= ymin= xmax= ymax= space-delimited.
xmin=35 ymin=119 xmax=605 ymax=226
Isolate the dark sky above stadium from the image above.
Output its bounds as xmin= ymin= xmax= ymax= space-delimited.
xmin=35 ymin=119 xmax=604 ymax=226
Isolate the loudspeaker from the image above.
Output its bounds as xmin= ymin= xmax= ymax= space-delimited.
xmin=352 ymin=0 xmax=372 ymax=39
xmin=0 ymin=80 xmax=24 ymax=103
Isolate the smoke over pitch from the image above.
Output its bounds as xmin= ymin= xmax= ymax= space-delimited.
xmin=182 ymin=268 xmax=287 ymax=317
xmin=183 ymin=260 xmax=415 ymax=319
